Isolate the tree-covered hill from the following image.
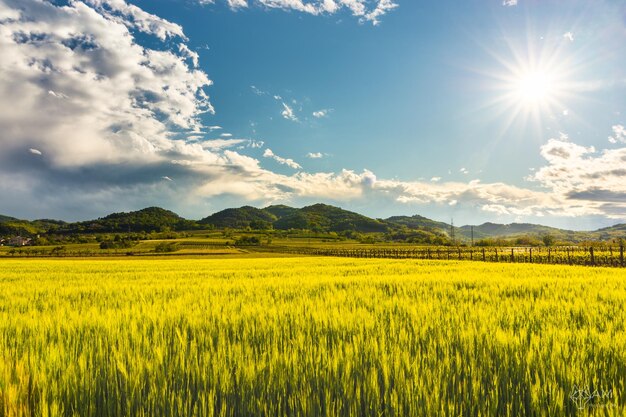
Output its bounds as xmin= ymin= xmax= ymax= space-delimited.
xmin=199 ymin=206 xmax=277 ymax=229
xmin=273 ymin=204 xmax=389 ymax=233
xmin=58 ymin=207 xmax=198 ymax=233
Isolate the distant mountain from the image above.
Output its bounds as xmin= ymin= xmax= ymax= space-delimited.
xmin=60 ymin=207 xmax=197 ymax=233
xmin=273 ymin=204 xmax=388 ymax=233
xmin=199 ymin=206 xmax=277 ymax=229
xmin=457 ymin=222 xmax=565 ymax=239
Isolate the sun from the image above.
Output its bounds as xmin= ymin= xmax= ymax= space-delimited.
xmin=474 ymin=33 xmax=585 ymax=136
xmin=515 ymin=70 xmax=555 ymax=105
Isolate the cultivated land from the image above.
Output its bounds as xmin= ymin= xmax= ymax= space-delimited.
xmin=1 ymin=257 xmax=625 ymax=416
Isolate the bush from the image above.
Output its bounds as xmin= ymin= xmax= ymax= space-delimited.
xmin=234 ymin=236 xmax=261 ymax=246
xmin=154 ymin=242 xmax=178 ymax=253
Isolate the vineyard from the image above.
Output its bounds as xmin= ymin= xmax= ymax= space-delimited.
xmin=2 ymin=239 xmax=626 ymax=268
xmin=271 ymin=245 xmax=626 ymax=267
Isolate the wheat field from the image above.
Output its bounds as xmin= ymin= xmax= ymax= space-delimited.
xmin=1 ymin=257 xmax=625 ymax=416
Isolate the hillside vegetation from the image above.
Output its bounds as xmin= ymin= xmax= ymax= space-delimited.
xmin=1 ymin=204 xmax=625 ymax=244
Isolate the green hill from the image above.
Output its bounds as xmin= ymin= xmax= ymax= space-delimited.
xmin=274 ymin=204 xmax=388 ymax=233
xmin=199 ymin=206 xmax=277 ymax=229
xmin=263 ymin=205 xmax=299 ymax=219
xmin=385 ymin=215 xmax=452 ymax=231
xmin=61 ymin=207 xmax=197 ymax=233
xmin=0 ymin=214 xmax=19 ymax=223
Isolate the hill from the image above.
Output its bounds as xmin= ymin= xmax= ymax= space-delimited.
xmin=199 ymin=206 xmax=277 ymax=229
xmin=385 ymin=215 xmax=452 ymax=231
xmin=0 ymin=214 xmax=19 ymax=223
xmin=263 ymin=205 xmax=299 ymax=219
xmin=60 ymin=207 xmax=198 ymax=233
xmin=273 ymin=204 xmax=388 ymax=233
xmin=457 ymin=222 xmax=565 ymax=239
xmin=1 ymin=205 xmax=625 ymax=243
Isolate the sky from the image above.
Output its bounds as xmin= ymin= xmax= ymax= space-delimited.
xmin=0 ymin=0 xmax=625 ymax=229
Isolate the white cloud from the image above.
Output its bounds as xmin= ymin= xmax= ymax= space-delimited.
xmin=202 ymin=139 xmax=248 ymax=149
xmin=502 ymin=0 xmax=517 ymax=5
xmin=251 ymin=85 xmax=266 ymax=96
xmin=248 ymin=140 xmax=265 ymax=148
xmin=263 ymin=148 xmax=302 ymax=169
xmin=220 ymin=133 xmax=233 ymax=137
xmin=608 ymin=125 xmax=626 ymax=144
xmin=178 ymin=43 xmax=200 ymax=68
xmin=29 ymin=148 xmax=42 ymax=156
xmin=48 ymin=90 xmax=68 ymax=99
xmin=563 ymin=32 xmax=574 ymax=42
xmin=227 ymin=0 xmax=248 ymax=8
xmin=312 ymin=109 xmax=332 ymax=118
xmin=430 ymin=177 xmax=441 ymax=182
xmin=459 ymin=167 xmax=469 ymax=175
xmin=281 ymin=102 xmax=298 ymax=122
xmin=0 ymin=0 xmax=213 ymax=170
xmin=162 ymin=176 xmax=173 ymax=181
xmin=199 ymin=0 xmax=397 ymax=25
xmin=84 ymin=0 xmax=186 ymax=40
xmin=306 ymin=152 xmax=324 ymax=159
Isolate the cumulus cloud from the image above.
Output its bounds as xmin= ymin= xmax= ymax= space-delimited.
xmin=306 ymin=152 xmax=324 ymax=159
xmin=527 ymin=134 xmax=626 ymax=217
xmin=608 ymin=125 xmax=626 ymax=144
xmin=502 ymin=0 xmax=517 ymax=6
xmin=0 ymin=0 xmax=214 ymax=171
xmin=29 ymin=148 xmax=42 ymax=156
xmin=263 ymin=149 xmax=302 ymax=169
xmin=563 ymin=32 xmax=574 ymax=42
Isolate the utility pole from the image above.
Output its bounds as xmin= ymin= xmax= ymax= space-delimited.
xmin=471 ymin=226 xmax=474 ymax=247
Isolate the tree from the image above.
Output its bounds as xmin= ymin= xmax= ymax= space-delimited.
xmin=542 ymin=234 xmax=555 ymax=247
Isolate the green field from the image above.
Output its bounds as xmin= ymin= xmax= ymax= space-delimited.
xmin=1 ymin=257 xmax=625 ymax=416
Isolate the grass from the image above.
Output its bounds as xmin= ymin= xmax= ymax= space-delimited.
xmin=1 ymin=257 xmax=625 ymax=416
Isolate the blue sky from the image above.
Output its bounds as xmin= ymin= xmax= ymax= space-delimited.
xmin=0 ymin=0 xmax=625 ymax=229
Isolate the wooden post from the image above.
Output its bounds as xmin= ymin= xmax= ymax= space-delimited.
xmin=529 ymin=247 xmax=532 ymax=263
xmin=547 ymin=248 xmax=551 ymax=264
xmin=620 ymin=245 xmax=624 ymax=267
xmin=511 ymin=248 xmax=514 ymax=263
xmin=458 ymin=248 xmax=462 ymax=260
xmin=482 ymin=248 xmax=486 ymax=262
xmin=495 ymin=248 xmax=498 ymax=262
xmin=590 ymin=247 xmax=595 ymax=266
